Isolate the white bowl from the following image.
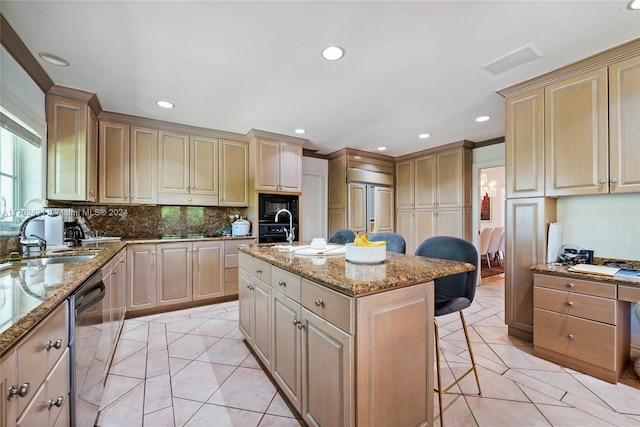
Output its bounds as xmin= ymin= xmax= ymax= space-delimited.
xmin=344 ymin=243 xmax=386 ymax=264
xmin=310 ymin=237 xmax=327 ymax=250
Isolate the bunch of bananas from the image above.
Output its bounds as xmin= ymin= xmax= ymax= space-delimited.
xmin=353 ymin=232 xmax=386 ymax=247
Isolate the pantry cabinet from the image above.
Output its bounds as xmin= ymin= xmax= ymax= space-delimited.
xmin=46 ymin=91 xmax=99 ymax=202
xmin=99 ymin=121 xmax=157 ymax=204
xmin=395 ymin=143 xmax=472 ymax=253
xmin=157 ymin=131 xmax=219 ymax=205
xmin=219 ymin=139 xmax=249 ymax=207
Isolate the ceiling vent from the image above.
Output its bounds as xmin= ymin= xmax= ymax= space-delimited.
xmin=482 ymin=44 xmax=542 ymax=75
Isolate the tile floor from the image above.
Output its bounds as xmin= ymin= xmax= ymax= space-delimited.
xmin=98 ymin=274 xmax=640 ymax=427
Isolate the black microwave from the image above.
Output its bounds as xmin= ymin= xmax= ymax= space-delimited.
xmin=258 ymin=193 xmax=299 ymax=223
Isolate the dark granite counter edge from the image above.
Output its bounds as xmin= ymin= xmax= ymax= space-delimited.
xmin=531 ymin=264 xmax=640 ymax=288
xmin=239 ymin=245 xmax=475 ymax=297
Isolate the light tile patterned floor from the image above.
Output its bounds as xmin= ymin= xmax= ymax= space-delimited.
xmin=98 ymin=274 xmax=640 ymax=426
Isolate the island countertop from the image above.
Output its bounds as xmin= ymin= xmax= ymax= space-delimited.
xmin=238 ymin=243 xmax=475 ymax=297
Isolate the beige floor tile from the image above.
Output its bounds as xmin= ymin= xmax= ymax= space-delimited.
xmin=151 ymin=312 xmax=193 ymax=324
xmin=503 ymin=369 xmax=567 ymax=401
xmin=147 ymin=348 xmax=170 ymax=378
xmin=166 ymin=331 xmax=185 ymax=345
xmin=172 ymin=397 xmax=204 ymax=427
xmin=110 ymin=339 xmax=147 ymax=364
xmin=536 ymin=403 xmax=614 ymax=426
xmin=147 ymin=329 xmax=169 ymax=354
xmin=456 ymin=364 xmax=527 ymax=402
xmin=433 ymin=391 xmax=477 ymax=427
xmin=122 ymin=319 xmax=146 ymax=332
xmin=224 ymin=326 xmax=245 ymax=340
xmin=167 ymin=334 xmax=219 ymax=359
xmin=171 ymin=360 xmax=235 ymax=402
xmin=119 ymin=322 xmax=149 ymax=342
xmin=184 ymin=403 xmax=263 ymax=427
xmin=169 ymin=356 xmax=192 ymax=377
xmin=513 ymin=368 xmax=605 ymax=407
xmin=265 ymin=392 xmax=298 ymax=418
xmin=165 ymin=317 xmax=209 ymax=334
xmin=465 ymin=395 xmax=551 ymax=426
xmin=207 ymin=366 xmax=277 ymax=413
xmin=97 ymin=381 xmax=145 ymax=427
xmin=144 ymin=372 xmax=173 ymax=414
xmin=108 ymin=347 xmax=147 ymax=379
xmin=258 ymin=414 xmax=303 ymax=426
xmin=519 ymin=384 xmax=570 ymax=407
xmin=189 ymin=318 xmax=238 ymax=337
xmin=489 ymin=342 xmax=564 ymax=372
xmin=148 ymin=321 xmax=167 ymax=336
xmin=571 ymin=372 xmax=640 ymax=416
xmin=100 ymin=374 xmax=144 ymax=410
xmin=241 ymin=353 xmax=262 ymax=370
xmin=196 ymin=337 xmax=250 ymax=366
xmin=561 ymin=392 xmax=640 ymax=426
xmin=215 ymin=310 xmax=239 ymax=321
xmin=143 ymin=406 xmax=175 ymax=427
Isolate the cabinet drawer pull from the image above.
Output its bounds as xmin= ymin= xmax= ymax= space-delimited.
xmin=256 ymin=269 xmax=262 ymax=274
xmin=566 ymin=283 xmax=574 ymax=288
xmin=47 ymin=339 xmax=63 ymax=351
xmin=598 ymin=179 xmax=607 ymax=185
xmin=278 ymin=280 xmax=286 ymax=287
xmin=296 ymin=321 xmax=305 ymax=330
xmin=566 ymin=301 xmax=573 ymax=307
xmin=314 ymin=299 xmax=324 ymax=307
xmin=567 ymin=334 xmax=574 ymax=341
xmin=610 ymin=178 xmax=618 ymax=184
xmin=48 ymin=396 xmax=64 ymax=409
xmin=293 ymin=319 xmax=299 ymax=326
xmin=247 ymin=284 xmax=254 ymax=290
xmin=8 ymin=382 xmax=30 ymax=399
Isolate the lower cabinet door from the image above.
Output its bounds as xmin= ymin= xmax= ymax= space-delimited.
xmin=192 ymin=241 xmax=224 ymax=300
xmin=253 ymin=280 xmax=272 ymax=369
xmin=301 ymin=308 xmax=353 ymax=427
xmin=238 ymin=270 xmax=254 ymax=341
xmin=271 ymin=290 xmax=302 ymax=411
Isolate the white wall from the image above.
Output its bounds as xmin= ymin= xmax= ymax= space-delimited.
xmin=301 ymin=157 xmax=328 ymax=241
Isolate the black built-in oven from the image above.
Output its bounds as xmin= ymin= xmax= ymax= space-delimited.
xmin=258 ymin=193 xmax=299 ymax=243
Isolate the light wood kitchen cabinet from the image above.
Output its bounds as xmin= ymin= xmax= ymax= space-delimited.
xmin=395 ymin=143 xmax=472 ymax=253
xmin=505 ymin=89 xmax=545 ymax=198
xmin=533 ymin=273 xmax=630 ymax=383
xmin=504 ymin=197 xmax=556 ymax=341
xmin=1 ymin=349 xmax=17 ymax=427
xmin=373 ymin=187 xmax=394 ymax=232
xmin=238 ymin=258 xmax=272 ymax=369
xmin=157 ymin=131 xmax=219 ymax=205
xmin=219 ymin=139 xmax=249 ymax=207
xmin=545 ymin=68 xmax=609 ymax=196
xmin=348 ymin=184 xmax=366 ymax=234
xmin=99 ymin=121 xmax=157 ymax=204
xmin=192 ymin=240 xmax=224 ymax=301
xmin=103 ymin=249 xmax=126 ymax=352
xmin=328 ymin=156 xmax=347 ymax=210
xmin=156 ymin=242 xmax=193 ymax=306
xmin=609 ymin=55 xmax=640 ymax=193
xmin=46 ymin=92 xmax=99 ymax=202
xmin=251 ymin=138 xmax=303 ymax=192
xmin=126 ymin=244 xmax=157 ymax=311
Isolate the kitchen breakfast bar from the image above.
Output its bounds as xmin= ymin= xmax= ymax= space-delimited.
xmin=237 ymin=244 xmax=475 ymax=427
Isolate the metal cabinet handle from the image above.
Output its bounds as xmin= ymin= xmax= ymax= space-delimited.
xmin=599 ymin=179 xmax=607 ymax=185
xmin=8 ymin=382 xmax=30 ymax=399
xmin=278 ymin=280 xmax=286 ymax=287
xmin=314 ymin=299 xmax=324 ymax=307
xmin=296 ymin=321 xmax=305 ymax=330
xmin=567 ymin=334 xmax=574 ymax=341
xmin=566 ymin=283 xmax=574 ymax=288
xmin=566 ymin=301 xmax=573 ymax=307
xmin=256 ymin=269 xmax=262 ymax=274
xmin=610 ymin=178 xmax=618 ymax=184
xmin=47 ymin=339 xmax=63 ymax=351
xmin=111 ymin=268 xmax=118 ymax=275
xmin=48 ymin=396 xmax=64 ymax=409
xmin=247 ymin=284 xmax=254 ymax=290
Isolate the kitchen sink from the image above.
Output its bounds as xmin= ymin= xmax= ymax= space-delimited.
xmin=23 ymin=254 xmax=97 ymax=266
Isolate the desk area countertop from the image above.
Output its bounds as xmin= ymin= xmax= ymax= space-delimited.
xmin=238 ymin=243 xmax=475 ymax=297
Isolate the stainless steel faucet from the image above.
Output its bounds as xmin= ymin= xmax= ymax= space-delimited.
xmin=275 ymin=209 xmax=295 ymax=247
xmin=19 ymin=212 xmax=48 ymax=255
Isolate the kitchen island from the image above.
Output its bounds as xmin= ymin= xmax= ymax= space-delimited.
xmin=238 ymin=244 xmax=475 ymax=427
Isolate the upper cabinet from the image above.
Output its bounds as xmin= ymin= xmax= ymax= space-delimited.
xmin=99 ymin=121 xmax=157 ymax=204
xmin=500 ymin=42 xmax=640 ymax=198
xmin=157 ymin=131 xmax=219 ymax=205
xmin=248 ymin=130 xmax=306 ymax=193
xmin=219 ymin=139 xmax=249 ymax=206
xmin=46 ymin=87 xmax=100 ymax=202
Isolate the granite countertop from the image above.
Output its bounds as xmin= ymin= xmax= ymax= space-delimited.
xmin=0 ymin=235 xmax=256 ymax=357
xmin=531 ymin=263 xmax=640 ymax=288
xmin=238 ymin=244 xmax=475 ymax=297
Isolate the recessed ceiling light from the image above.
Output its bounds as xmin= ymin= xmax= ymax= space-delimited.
xmin=418 ymin=133 xmax=431 ymax=139
xmin=322 ymin=46 xmax=345 ymax=61
xmin=628 ymin=0 xmax=640 ymax=10
xmin=377 ymin=147 xmax=387 ymax=151
xmin=475 ymin=116 xmax=491 ymax=122
xmin=294 ymin=129 xmax=306 ymax=134
xmin=156 ymin=100 xmax=174 ymax=109
xmin=38 ymin=52 xmax=69 ymax=66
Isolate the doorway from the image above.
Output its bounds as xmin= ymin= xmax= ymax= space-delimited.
xmin=477 ymin=165 xmax=505 ymax=277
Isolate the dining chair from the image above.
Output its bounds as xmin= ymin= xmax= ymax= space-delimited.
xmin=478 ymin=227 xmax=493 ymax=268
xmin=328 ymin=229 xmax=356 ymax=245
xmin=414 ymin=236 xmax=482 ymax=425
xmin=486 ymin=226 xmax=503 ymax=268
xmin=497 ymin=230 xmax=505 ymax=266
xmin=368 ymin=232 xmax=406 ymax=254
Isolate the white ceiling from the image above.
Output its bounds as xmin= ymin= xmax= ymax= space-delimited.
xmin=1 ymin=1 xmax=638 ymax=156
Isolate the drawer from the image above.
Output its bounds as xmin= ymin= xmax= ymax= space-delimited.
xmin=533 ymin=273 xmax=616 ymax=299
xmin=618 ymin=285 xmax=640 ymax=303
xmin=272 ymin=267 xmax=302 ymax=303
xmin=239 ymin=252 xmax=252 ymax=272
xmin=225 ymin=267 xmax=239 ymax=283
xmin=302 ymin=279 xmax=353 ymax=334
xmin=225 ymin=253 xmax=239 ymax=268
xmin=534 ymin=286 xmax=617 ymax=324
xmin=253 ymin=258 xmax=272 ymax=284
xmin=16 ymin=302 xmax=68 ymax=416
xmin=534 ymin=308 xmax=616 ymax=370
xmin=225 ymin=238 xmax=255 ymax=255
